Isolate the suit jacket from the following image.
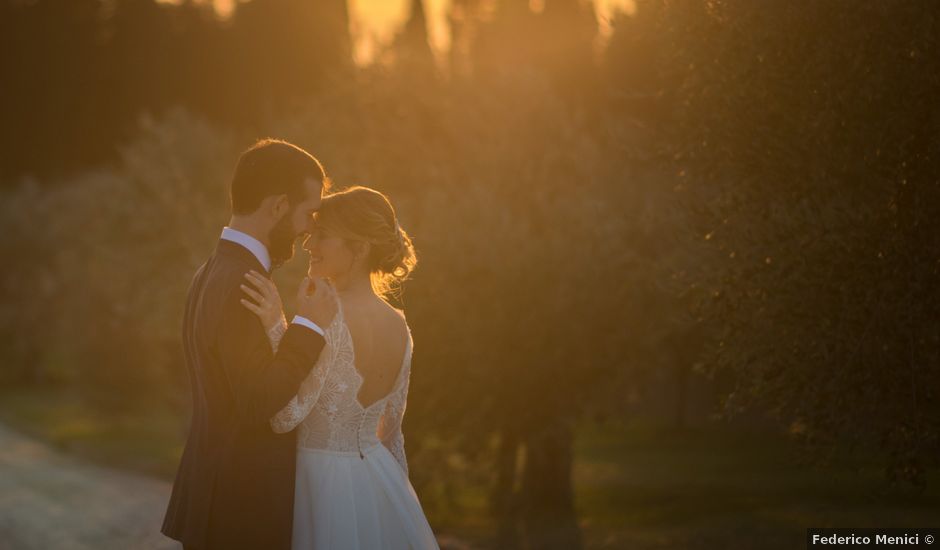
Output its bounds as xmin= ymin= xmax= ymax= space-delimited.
xmin=162 ymin=238 xmax=325 ymax=550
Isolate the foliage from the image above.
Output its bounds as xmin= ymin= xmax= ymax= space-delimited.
xmin=0 ymin=111 xmax=236 ymax=408
xmin=0 ymin=0 xmax=351 ymax=181
xmin=653 ymin=0 xmax=940 ymax=485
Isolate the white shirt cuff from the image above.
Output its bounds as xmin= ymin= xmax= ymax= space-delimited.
xmin=291 ymin=315 xmax=325 ymax=337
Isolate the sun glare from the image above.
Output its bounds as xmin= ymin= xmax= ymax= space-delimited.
xmin=168 ymin=0 xmax=638 ymax=65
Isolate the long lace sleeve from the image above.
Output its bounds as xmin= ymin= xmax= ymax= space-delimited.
xmin=266 ymin=316 xmax=288 ymax=352
xmin=269 ymin=319 xmax=336 ymax=433
xmin=270 ymin=364 xmax=331 ymax=433
xmin=378 ymin=339 xmax=412 ymax=476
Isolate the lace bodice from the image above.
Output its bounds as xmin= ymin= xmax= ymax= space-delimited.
xmin=265 ymin=300 xmax=413 ymax=476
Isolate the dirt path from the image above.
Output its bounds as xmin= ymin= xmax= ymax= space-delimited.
xmin=0 ymin=424 xmax=481 ymax=550
xmin=0 ymin=424 xmax=178 ymax=550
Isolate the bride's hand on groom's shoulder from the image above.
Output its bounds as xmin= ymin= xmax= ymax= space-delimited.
xmin=296 ymin=277 xmax=337 ymax=331
xmin=240 ymin=270 xmax=285 ymax=331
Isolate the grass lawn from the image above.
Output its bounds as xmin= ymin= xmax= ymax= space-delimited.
xmin=0 ymin=386 xmax=184 ymax=479
xmin=1 ymin=387 xmax=937 ymax=549
xmin=574 ymin=420 xmax=939 ymax=549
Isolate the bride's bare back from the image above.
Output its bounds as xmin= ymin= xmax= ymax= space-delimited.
xmin=267 ymin=285 xmax=415 ymax=473
xmin=339 ymin=293 xmax=409 ymax=409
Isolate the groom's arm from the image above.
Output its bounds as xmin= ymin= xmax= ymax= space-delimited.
xmin=216 ymin=282 xmax=326 ymax=425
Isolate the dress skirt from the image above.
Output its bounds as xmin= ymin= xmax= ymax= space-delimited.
xmin=292 ymin=443 xmax=440 ymax=550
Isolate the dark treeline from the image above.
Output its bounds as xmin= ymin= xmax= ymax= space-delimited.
xmin=1 ymin=1 xmax=939 ymax=548
xmin=0 ymin=0 xmax=351 ymax=182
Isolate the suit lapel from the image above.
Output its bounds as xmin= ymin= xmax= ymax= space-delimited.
xmin=215 ymin=238 xmax=271 ymax=277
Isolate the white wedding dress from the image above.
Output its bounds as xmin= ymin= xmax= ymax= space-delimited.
xmin=267 ymin=299 xmax=439 ymax=550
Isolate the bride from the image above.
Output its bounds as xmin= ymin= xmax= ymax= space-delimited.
xmin=240 ymin=186 xmax=439 ymax=550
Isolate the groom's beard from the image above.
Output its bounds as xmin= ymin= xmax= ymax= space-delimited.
xmin=268 ymin=213 xmax=298 ymax=270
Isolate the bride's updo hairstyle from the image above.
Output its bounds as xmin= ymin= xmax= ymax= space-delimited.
xmin=314 ymin=186 xmax=417 ymax=297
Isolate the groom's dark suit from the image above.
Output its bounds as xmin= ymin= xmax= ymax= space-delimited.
xmin=162 ymin=238 xmax=325 ymax=550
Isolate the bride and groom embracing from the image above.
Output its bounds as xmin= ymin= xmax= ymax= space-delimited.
xmin=161 ymin=139 xmax=439 ymax=550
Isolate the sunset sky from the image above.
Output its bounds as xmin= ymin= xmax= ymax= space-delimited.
xmin=190 ymin=0 xmax=635 ymax=65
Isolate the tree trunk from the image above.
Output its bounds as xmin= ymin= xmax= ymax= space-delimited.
xmin=674 ymin=361 xmax=690 ymax=430
xmin=491 ymin=426 xmax=522 ymax=549
xmin=519 ymin=420 xmax=582 ymax=550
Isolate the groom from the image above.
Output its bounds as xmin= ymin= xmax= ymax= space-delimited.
xmin=162 ymin=139 xmax=337 ymax=550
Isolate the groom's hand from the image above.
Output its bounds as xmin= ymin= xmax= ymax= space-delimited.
xmin=296 ymin=277 xmax=337 ymax=330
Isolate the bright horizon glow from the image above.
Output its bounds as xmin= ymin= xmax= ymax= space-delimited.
xmin=164 ymin=0 xmax=636 ymax=66
xmin=347 ymin=0 xmax=635 ymax=65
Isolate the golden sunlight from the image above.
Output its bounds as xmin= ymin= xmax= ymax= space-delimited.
xmin=347 ymin=0 xmax=634 ymax=63
xmin=165 ymin=0 xmax=636 ymax=65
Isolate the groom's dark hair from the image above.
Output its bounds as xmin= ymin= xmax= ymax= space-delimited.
xmin=230 ymin=138 xmax=328 ymax=215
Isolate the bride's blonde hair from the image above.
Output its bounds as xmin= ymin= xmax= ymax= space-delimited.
xmin=314 ymin=186 xmax=417 ymax=298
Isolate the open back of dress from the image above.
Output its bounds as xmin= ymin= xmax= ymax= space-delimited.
xmin=264 ymin=297 xmax=439 ymax=549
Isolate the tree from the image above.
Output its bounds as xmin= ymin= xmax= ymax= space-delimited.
xmin=0 ymin=0 xmax=105 ymax=181
xmin=460 ymin=0 xmax=598 ymax=100
xmin=221 ymin=0 xmax=351 ymax=123
xmin=659 ymin=0 xmax=940 ymax=484
xmin=390 ymin=0 xmax=437 ymax=78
